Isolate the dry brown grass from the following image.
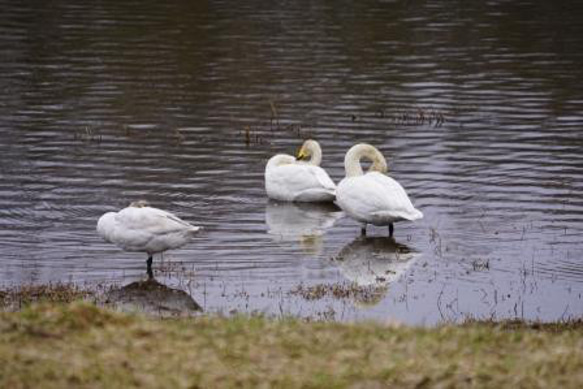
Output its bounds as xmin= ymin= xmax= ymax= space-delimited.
xmin=0 ymin=283 xmax=97 ymax=310
xmin=289 ymin=282 xmax=387 ymax=305
xmin=1 ymin=302 xmax=582 ymax=388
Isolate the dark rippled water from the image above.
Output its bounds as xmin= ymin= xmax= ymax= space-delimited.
xmin=1 ymin=0 xmax=583 ymax=324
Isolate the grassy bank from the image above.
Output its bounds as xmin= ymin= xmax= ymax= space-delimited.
xmin=1 ymin=303 xmax=582 ymax=388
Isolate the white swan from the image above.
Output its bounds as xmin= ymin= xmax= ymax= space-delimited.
xmin=97 ymin=200 xmax=201 ymax=277
xmin=265 ymin=139 xmax=336 ymax=202
xmin=336 ymin=143 xmax=422 ymax=237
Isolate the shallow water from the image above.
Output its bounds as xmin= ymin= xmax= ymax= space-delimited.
xmin=1 ymin=0 xmax=583 ymax=324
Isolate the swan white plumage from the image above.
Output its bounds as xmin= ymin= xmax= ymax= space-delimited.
xmin=336 ymin=143 xmax=423 ymax=237
xmin=265 ymin=139 xmax=336 ymax=202
xmin=97 ymin=200 xmax=201 ymax=277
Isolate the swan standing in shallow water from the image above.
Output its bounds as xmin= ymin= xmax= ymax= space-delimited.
xmin=336 ymin=143 xmax=423 ymax=237
xmin=97 ymin=200 xmax=201 ymax=278
xmin=265 ymin=139 xmax=336 ymax=202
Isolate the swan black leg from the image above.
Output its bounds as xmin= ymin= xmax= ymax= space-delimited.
xmin=146 ymin=255 xmax=153 ymax=279
xmin=389 ymin=223 xmax=394 ymax=238
xmin=361 ymin=224 xmax=367 ymax=236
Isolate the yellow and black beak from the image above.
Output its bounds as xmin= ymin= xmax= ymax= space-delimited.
xmin=296 ymin=148 xmax=308 ymax=161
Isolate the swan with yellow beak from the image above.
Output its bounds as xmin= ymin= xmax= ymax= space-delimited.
xmin=265 ymin=139 xmax=336 ymax=202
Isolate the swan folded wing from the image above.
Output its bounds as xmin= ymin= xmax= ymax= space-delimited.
xmin=338 ymin=178 xmax=383 ymax=215
xmin=293 ymin=188 xmax=332 ymax=202
xmin=311 ymin=166 xmax=337 ymax=192
xmin=110 ymin=208 xmax=198 ymax=252
xmin=162 ymin=213 xmax=201 ymax=232
xmin=117 ymin=207 xmax=198 ymax=236
xmin=366 ymin=173 xmax=422 ymax=220
xmin=340 ymin=173 xmax=420 ymax=222
xmin=273 ymin=165 xmax=331 ymax=193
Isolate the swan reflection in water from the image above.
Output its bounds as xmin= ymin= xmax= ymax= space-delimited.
xmin=105 ymin=278 xmax=202 ymax=317
xmin=333 ymin=236 xmax=420 ymax=288
xmin=265 ymin=201 xmax=344 ymax=254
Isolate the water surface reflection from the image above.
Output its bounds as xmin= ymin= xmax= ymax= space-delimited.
xmin=334 ymin=237 xmax=420 ymax=287
xmin=265 ymin=201 xmax=343 ymax=255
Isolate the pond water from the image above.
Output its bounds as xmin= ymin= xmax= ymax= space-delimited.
xmin=1 ymin=0 xmax=583 ymax=325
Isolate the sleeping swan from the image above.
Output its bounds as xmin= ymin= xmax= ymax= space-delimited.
xmin=336 ymin=143 xmax=422 ymax=237
xmin=97 ymin=200 xmax=201 ymax=277
xmin=265 ymin=139 xmax=336 ymax=202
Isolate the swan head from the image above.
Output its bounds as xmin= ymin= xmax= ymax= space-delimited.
xmin=344 ymin=143 xmax=388 ymax=177
xmin=130 ymin=200 xmax=151 ymax=208
xmin=296 ymin=139 xmax=322 ymax=166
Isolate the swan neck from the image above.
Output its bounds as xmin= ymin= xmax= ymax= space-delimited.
xmin=307 ymin=142 xmax=322 ymax=166
xmin=344 ymin=144 xmax=387 ymax=177
xmin=345 ymin=149 xmax=364 ymax=177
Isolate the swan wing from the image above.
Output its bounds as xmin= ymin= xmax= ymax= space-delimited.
xmin=266 ymin=164 xmax=336 ymax=201
xmin=105 ymin=207 xmax=198 ymax=251
xmin=366 ymin=172 xmax=422 ymax=220
xmin=310 ymin=165 xmax=337 ymax=191
xmin=337 ymin=173 xmax=422 ymax=223
xmin=117 ymin=206 xmax=200 ymax=235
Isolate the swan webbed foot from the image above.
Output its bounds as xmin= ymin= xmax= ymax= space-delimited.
xmin=361 ymin=225 xmax=367 ymax=236
xmin=388 ymin=223 xmax=394 ymax=238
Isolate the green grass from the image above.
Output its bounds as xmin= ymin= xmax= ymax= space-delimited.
xmin=1 ymin=302 xmax=582 ymax=388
